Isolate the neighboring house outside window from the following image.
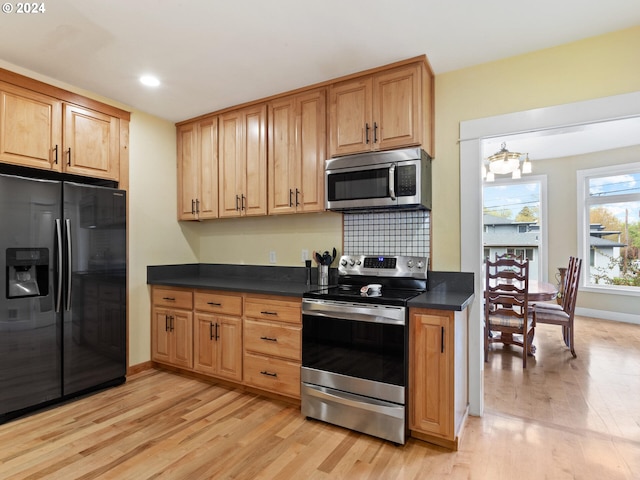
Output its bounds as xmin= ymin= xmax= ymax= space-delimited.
xmin=483 ymin=214 xmax=540 ymax=280
xmin=577 ymin=163 xmax=640 ymax=293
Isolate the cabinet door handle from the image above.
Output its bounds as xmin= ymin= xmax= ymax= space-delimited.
xmin=235 ymin=195 xmax=240 ymax=211
xmin=165 ymin=315 xmax=170 ymax=332
xmin=365 ymin=123 xmax=370 ymax=144
xmin=191 ymin=199 xmax=195 ymax=215
xmin=260 ymin=336 xmax=278 ymax=342
xmin=209 ymin=322 xmax=214 ymax=340
xmin=215 ymin=322 xmax=219 ymax=340
xmin=241 ymin=194 xmax=246 ymax=211
xmin=441 ymin=326 xmax=445 ymax=353
xmin=260 ymin=370 xmax=278 ymax=378
xmin=66 ymin=147 xmax=72 ymax=166
xmin=295 ymin=188 xmax=300 ymax=207
xmin=195 ymin=198 xmax=200 ymax=214
xmin=260 ymin=311 xmax=278 ymax=316
xmin=373 ymin=122 xmax=378 ymax=143
xmin=207 ymin=302 xmax=222 ymax=306
xmin=289 ymin=189 xmax=294 ymax=207
xmin=170 ymin=315 xmax=175 ymax=332
xmin=53 ymin=145 xmax=58 ymax=165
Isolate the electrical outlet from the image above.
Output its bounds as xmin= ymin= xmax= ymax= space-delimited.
xmin=269 ymin=251 xmax=276 ymax=264
xmin=302 ymin=249 xmax=309 ymax=262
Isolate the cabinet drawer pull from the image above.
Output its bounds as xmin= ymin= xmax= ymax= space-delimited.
xmin=162 ymin=297 xmax=176 ymax=301
xmin=207 ymin=302 xmax=222 ymax=306
xmin=260 ymin=370 xmax=278 ymax=378
xmin=260 ymin=311 xmax=278 ymax=316
xmin=260 ymin=336 xmax=278 ymax=342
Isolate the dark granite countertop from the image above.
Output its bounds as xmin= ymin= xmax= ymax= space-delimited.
xmin=147 ymin=264 xmax=474 ymax=309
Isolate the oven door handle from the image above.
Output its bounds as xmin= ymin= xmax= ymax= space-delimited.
xmin=302 ymin=383 xmax=404 ymax=418
xmin=302 ymin=300 xmax=405 ymax=325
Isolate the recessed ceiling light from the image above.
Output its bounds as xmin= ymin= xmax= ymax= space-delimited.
xmin=140 ymin=75 xmax=160 ymax=87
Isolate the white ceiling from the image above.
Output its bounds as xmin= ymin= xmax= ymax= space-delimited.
xmin=1 ymin=0 xmax=639 ymax=123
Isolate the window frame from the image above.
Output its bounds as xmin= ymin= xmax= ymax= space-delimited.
xmin=577 ymin=161 xmax=640 ymax=296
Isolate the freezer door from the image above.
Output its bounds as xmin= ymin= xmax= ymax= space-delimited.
xmin=62 ymin=182 xmax=126 ymax=396
xmin=0 ymin=174 xmax=62 ymax=418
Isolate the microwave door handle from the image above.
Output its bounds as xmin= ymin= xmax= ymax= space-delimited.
xmin=388 ymin=164 xmax=396 ymax=200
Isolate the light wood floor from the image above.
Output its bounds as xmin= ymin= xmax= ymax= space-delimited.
xmin=1 ymin=316 xmax=638 ymax=479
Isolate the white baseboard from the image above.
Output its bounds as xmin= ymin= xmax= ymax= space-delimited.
xmin=575 ymin=307 xmax=640 ymax=325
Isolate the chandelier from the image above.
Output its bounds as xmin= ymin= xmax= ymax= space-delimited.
xmin=482 ymin=142 xmax=532 ymax=182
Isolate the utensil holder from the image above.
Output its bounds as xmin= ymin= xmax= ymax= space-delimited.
xmin=318 ymin=265 xmax=329 ymax=287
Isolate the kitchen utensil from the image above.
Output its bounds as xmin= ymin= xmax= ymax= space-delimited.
xmin=314 ymin=251 xmax=324 ymax=265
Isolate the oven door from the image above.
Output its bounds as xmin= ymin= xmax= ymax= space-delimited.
xmin=301 ymin=299 xmax=407 ymax=400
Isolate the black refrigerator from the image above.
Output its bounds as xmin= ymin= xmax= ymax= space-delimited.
xmin=0 ymin=173 xmax=126 ymax=423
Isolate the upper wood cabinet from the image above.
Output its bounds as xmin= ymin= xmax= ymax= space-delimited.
xmin=268 ymin=88 xmax=326 ymax=215
xmin=63 ymin=104 xmax=119 ymax=180
xmin=177 ymin=116 xmax=218 ymax=220
xmin=329 ymin=62 xmax=433 ymax=157
xmin=218 ymin=103 xmax=267 ymax=218
xmin=0 ymin=82 xmax=62 ymax=171
xmin=0 ymin=72 xmax=129 ymax=183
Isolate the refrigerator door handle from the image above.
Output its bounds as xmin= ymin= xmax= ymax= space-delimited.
xmin=65 ymin=218 xmax=72 ymax=311
xmin=55 ymin=219 xmax=63 ymax=313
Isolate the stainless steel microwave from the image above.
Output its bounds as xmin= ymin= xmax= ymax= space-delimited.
xmin=325 ymin=147 xmax=432 ymax=212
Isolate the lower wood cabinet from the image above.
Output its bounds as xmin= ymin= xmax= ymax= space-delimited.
xmin=243 ymin=295 xmax=302 ymax=399
xmin=150 ymin=287 xmax=301 ymax=400
xmin=409 ymin=307 xmax=469 ymax=450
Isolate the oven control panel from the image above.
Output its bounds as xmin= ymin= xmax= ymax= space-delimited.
xmin=338 ymin=255 xmax=428 ymax=278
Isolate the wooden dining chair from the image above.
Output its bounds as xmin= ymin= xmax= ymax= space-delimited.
xmin=533 ymin=257 xmax=582 ymax=357
xmin=484 ymin=257 xmax=534 ymax=368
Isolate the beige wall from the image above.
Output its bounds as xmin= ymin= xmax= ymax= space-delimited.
xmin=2 ymin=26 xmax=639 ymax=366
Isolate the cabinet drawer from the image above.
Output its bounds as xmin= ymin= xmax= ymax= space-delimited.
xmin=244 ymin=319 xmax=300 ymax=361
xmin=152 ymin=287 xmax=193 ymax=310
xmin=244 ymin=352 xmax=300 ymax=398
xmin=194 ymin=291 xmax=242 ymax=315
xmin=244 ymin=296 xmax=301 ymax=325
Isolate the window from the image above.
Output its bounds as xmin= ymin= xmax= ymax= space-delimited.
xmin=483 ymin=177 xmax=547 ymax=281
xmin=578 ymin=163 xmax=640 ymax=293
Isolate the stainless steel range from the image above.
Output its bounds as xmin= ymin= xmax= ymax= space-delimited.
xmin=301 ymin=254 xmax=428 ymax=444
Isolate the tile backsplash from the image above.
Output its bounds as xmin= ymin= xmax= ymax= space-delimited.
xmin=343 ymin=210 xmax=430 ymax=258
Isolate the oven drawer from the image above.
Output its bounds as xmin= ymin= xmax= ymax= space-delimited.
xmin=244 ymin=319 xmax=301 ymax=361
xmin=245 ymin=296 xmax=301 ymax=325
xmin=244 ymin=352 xmax=300 ymax=398
xmin=194 ymin=291 xmax=242 ymax=315
xmin=152 ymin=287 xmax=193 ymax=310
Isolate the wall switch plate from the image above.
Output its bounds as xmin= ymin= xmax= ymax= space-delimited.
xmin=302 ymin=249 xmax=309 ymax=262
xmin=269 ymin=251 xmax=276 ymax=264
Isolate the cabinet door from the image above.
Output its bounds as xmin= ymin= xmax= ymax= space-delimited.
xmin=217 ymin=316 xmax=243 ymax=381
xmin=194 ymin=313 xmax=217 ymax=375
xmin=171 ymin=309 xmax=193 ymax=369
xmin=63 ymin=104 xmax=119 ymax=180
xmin=373 ymin=64 xmax=421 ymax=151
xmin=151 ymin=308 xmax=172 ymax=364
xmin=329 ymin=77 xmax=372 ymax=157
xmin=177 ymin=122 xmax=199 ymax=220
xmin=218 ymin=110 xmax=244 ymax=218
xmin=243 ymin=104 xmax=267 ymax=216
xmin=268 ymin=96 xmax=297 ymax=215
xmin=296 ymin=89 xmax=326 ymax=213
xmin=0 ymin=83 xmax=62 ymax=170
xmin=410 ymin=310 xmax=452 ymax=438
xmin=197 ymin=116 xmax=219 ymax=219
